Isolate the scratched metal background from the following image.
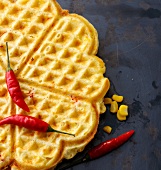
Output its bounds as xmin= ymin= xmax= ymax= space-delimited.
xmin=56 ymin=0 xmax=161 ymax=170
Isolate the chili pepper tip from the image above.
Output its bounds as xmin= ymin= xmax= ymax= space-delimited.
xmin=128 ymin=130 xmax=135 ymax=135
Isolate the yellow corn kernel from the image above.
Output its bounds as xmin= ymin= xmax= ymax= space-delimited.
xmin=119 ymin=105 xmax=128 ymax=116
xmin=117 ymin=110 xmax=126 ymax=121
xmin=112 ymin=94 xmax=123 ymax=102
xmin=110 ymin=101 xmax=118 ymax=113
xmin=104 ymin=98 xmax=112 ymax=104
xmin=103 ymin=126 xmax=112 ymax=134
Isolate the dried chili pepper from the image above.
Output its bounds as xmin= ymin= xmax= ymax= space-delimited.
xmin=0 ymin=114 xmax=75 ymax=136
xmin=5 ymin=42 xmax=30 ymax=112
xmin=57 ymin=130 xmax=134 ymax=170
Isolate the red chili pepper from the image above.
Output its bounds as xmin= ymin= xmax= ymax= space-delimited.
xmin=5 ymin=42 xmax=30 ymax=112
xmin=88 ymin=130 xmax=134 ymax=159
xmin=0 ymin=114 xmax=75 ymax=136
xmin=57 ymin=130 xmax=134 ymax=170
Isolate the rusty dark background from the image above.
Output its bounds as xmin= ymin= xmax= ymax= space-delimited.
xmin=56 ymin=0 xmax=161 ymax=170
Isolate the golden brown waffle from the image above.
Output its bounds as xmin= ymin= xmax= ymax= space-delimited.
xmin=0 ymin=0 xmax=110 ymax=169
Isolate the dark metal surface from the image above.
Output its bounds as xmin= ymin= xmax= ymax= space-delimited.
xmin=56 ymin=1 xmax=161 ymax=170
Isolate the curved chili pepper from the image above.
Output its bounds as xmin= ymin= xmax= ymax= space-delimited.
xmin=5 ymin=42 xmax=30 ymax=112
xmin=57 ymin=130 xmax=134 ymax=170
xmin=0 ymin=115 xmax=75 ymax=136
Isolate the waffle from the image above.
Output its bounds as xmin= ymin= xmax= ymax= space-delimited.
xmin=0 ymin=0 xmax=110 ymax=169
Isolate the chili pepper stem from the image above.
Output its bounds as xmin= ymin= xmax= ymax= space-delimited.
xmin=47 ymin=125 xmax=75 ymax=137
xmin=6 ymin=42 xmax=12 ymax=71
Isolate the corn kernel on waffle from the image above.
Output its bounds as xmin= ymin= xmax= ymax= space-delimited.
xmin=0 ymin=0 xmax=110 ymax=169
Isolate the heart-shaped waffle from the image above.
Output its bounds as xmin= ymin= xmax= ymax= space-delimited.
xmin=0 ymin=0 xmax=110 ymax=169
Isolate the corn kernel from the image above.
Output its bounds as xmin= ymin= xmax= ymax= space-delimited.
xmin=117 ymin=110 xmax=126 ymax=121
xmin=104 ymin=98 xmax=112 ymax=104
xmin=112 ymin=94 xmax=123 ymax=102
xmin=103 ymin=126 xmax=112 ymax=134
xmin=119 ymin=105 xmax=128 ymax=116
xmin=110 ymin=101 xmax=118 ymax=113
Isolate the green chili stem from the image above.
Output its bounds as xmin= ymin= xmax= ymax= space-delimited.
xmin=6 ymin=42 xmax=12 ymax=71
xmin=47 ymin=125 xmax=75 ymax=137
